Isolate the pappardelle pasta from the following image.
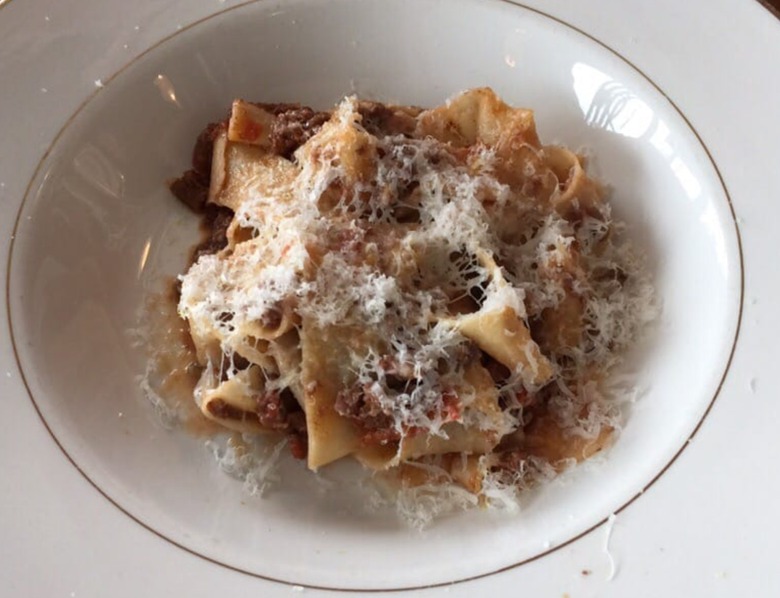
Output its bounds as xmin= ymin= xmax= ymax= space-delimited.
xmin=164 ymin=88 xmax=653 ymax=508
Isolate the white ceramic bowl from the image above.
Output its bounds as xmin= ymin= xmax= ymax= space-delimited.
xmin=7 ymin=0 xmax=741 ymax=590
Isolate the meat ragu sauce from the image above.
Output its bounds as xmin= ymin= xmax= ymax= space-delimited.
xmin=168 ymin=102 xmax=369 ymax=459
xmin=168 ymin=101 xmax=426 ymax=460
xmin=144 ymin=283 xmax=312 ymax=455
xmin=169 ymin=101 xmax=421 ymax=266
xmin=169 ymin=120 xmax=232 ymax=265
xmin=167 ymin=93 xmax=646 ymax=486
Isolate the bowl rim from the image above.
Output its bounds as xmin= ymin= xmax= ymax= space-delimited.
xmin=4 ymin=0 xmax=745 ymax=591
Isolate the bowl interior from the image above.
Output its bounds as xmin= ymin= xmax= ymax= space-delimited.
xmin=8 ymin=0 xmax=741 ymax=589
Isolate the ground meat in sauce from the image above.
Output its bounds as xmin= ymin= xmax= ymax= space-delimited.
xmin=169 ymin=122 xmax=225 ymax=213
xmin=205 ymin=392 xmax=307 ymax=459
xmin=357 ymin=101 xmax=421 ymax=137
xmin=170 ymin=101 xmax=420 ymax=214
xmin=335 ymin=383 xmax=401 ymax=445
xmin=334 ymin=381 xmax=464 ymax=446
xmin=255 ymin=389 xmax=308 ymax=459
xmin=169 ymin=101 xmax=441 ymax=453
xmin=266 ymin=106 xmax=330 ymax=158
xmin=255 ymin=389 xmax=293 ymax=430
xmin=207 ymin=398 xmax=261 ymax=424
xmin=333 ymin=345 xmax=483 ymax=446
xmin=170 ymin=104 xmax=419 ymax=265
xmin=191 ymin=205 xmax=233 ymax=263
xmin=166 ymin=120 xmax=315 ymax=454
xmin=192 ymin=122 xmax=224 ymax=180
xmin=169 ymin=169 xmax=209 ymax=212
xmin=333 ymin=354 xmax=421 ymax=445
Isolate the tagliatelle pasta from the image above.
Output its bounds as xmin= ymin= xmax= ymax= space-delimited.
xmin=163 ymin=88 xmax=654 ymax=508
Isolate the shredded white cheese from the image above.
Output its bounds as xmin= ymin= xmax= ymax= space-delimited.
xmin=156 ymin=91 xmax=657 ymax=525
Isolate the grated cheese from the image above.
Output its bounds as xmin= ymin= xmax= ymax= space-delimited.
xmin=155 ymin=91 xmax=658 ymax=525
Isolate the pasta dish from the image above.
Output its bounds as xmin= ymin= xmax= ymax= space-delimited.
xmin=163 ymin=88 xmax=653 ymax=511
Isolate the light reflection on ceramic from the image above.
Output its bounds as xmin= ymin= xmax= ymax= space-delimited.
xmin=572 ymin=63 xmax=652 ymax=139
xmin=570 ymin=60 xmax=729 ymax=277
xmin=6 ymin=0 xmax=741 ymax=590
xmin=154 ymin=73 xmax=181 ymax=107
